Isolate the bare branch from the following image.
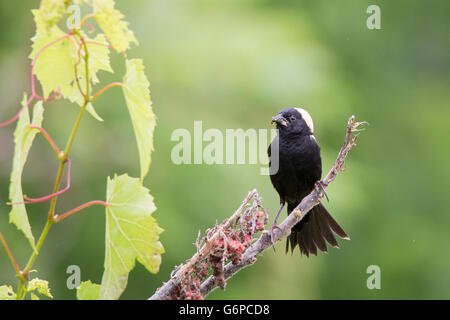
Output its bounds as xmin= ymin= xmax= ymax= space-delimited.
xmin=149 ymin=189 xmax=260 ymax=300
xmin=149 ymin=115 xmax=366 ymax=300
xmin=199 ymin=116 xmax=365 ymax=296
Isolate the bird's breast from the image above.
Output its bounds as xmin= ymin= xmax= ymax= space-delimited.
xmin=269 ymin=134 xmax=322 ymax=202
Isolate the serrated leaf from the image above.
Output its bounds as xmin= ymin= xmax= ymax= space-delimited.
xmin=31 ymin=9 xmax=111 ymax=121
xmin=100 ymin=174 xmax=163 ymax=300
xmin=122 ymin=59 xmax=156 ymax=179
xmin=74 ymin=0 xmax=91 ymax=6
xmin=62 ymin=33 xmax=112 ymax=122
xmin=0 ymin=286 xmax=16 ymax=300
xmin=86 ymin=34 xmax=114 ymax=82
xmin=93 ymin=0 xmax=138 ymax=53
xmin=8 ymin=95 xmax=44 ymax=250
xmin=60 ymin=86 xmax=104 ymax=122
xmin=27 ymin=278 xmax=53 ymax=299
xmin=69 ymin=33 xmax=114 ymax=89
xmin=29 ymin=15 xmax=74 ymax=99
xmin=77 ymin=281 xmax=100 ymax=300
xmin=33 ymin=0 xmax=68 ymax=33
xmin=86 ymin=103 xmax=104 ymax=122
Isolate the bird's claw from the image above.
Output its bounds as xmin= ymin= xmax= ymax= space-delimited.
xmin=315 ymin=180 xmax=329 ymax=202
xmin=269 ymin=224 xmax=282 ymax=251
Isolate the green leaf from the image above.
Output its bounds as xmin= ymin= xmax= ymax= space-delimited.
xmin=85 ymin=34 xmax=114 ymax=83
xmin=0 ymin=286 xmax=16 ymax=300
xmin=68 ymin=33 xmax=114 ymax=90
xmin=74 ymin=0 xmax=90 ymax=6
xmin=31 ymin=293 xmax=40 ymax=300
xmin=60 ymin=87 xmax=104 ymax=122
xmin=100 ymin=174 xmax=164 ymax=300
xmin=93 ymin=0 xmax=138 ymax=53
xmin=33 ymin=0 xmax=68 ymax=33
xmin=77 ymin=281 xmax=100 ymax=300
xmin=8 ymin=95 xmax=44 ymax=250
xmin=29 ymin=15 xmax=74 ymax=99
xmin=62 ymin=33 xmax=113 ymax=122
xmin=86 ymin=103 xmax=104 ymax=122
xmin=122 ymin=59 xmax=156 ymax=179
xmin=27 ymin=278 xmax=53 ymax=299
xmin=31 ymin=9 xmax=111 ymax=121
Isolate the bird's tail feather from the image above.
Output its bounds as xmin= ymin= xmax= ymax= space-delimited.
xmin=286 ymin=202 xmax=349 ymax=256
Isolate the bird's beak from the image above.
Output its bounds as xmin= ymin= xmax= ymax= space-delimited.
xmin=270 ymin=114 xmax=288 ymax=127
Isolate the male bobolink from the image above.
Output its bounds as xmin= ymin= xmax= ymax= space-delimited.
xmin=268 ymin=108 xmax=349 ymax=256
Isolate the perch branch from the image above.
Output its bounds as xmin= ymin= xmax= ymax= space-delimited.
xmin=149 ymin=189 xmax=259 ymax=300
xmin=200 ymin=116 xmax=366 ymax=296
xmin=149 ymin=115 xmax=366 ymax=300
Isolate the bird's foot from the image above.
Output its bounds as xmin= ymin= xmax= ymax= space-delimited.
xmin=315 ymin=180 xmax=329 ymax=202
xmin=269 ymin=223 xmax=282 ymax=251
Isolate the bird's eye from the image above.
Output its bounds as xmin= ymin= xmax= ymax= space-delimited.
xmin=290 ymin=116 xmax=296 ymax=121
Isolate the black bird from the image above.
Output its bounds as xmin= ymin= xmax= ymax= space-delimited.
xmin=268 ymin=107 xmax=349 ymax=256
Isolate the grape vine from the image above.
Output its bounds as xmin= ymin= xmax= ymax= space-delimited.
xmin=0 ymin=0 xmax=163 ymax=300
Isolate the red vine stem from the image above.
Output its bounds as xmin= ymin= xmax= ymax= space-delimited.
xmin=0 ymin=30 xmax=121 ymax=128
xmin=73 ymin=35 xmax=87 ymax=97
xmin=29 ymin=125 xmax=61 ymax=156
xmin=30 ymin=33 xmax=72 ymax=100
xmin=39 ymin=88 xmax=62 ymax=102
xmin=79 ymin=13 xmax=96 ymax=30
xmin=0 ymin=232 xmax=20 ymax=276
xmin=8 ymin=159 xmax=71 ymax=206
xmin=0 ymin=90 xmax=61 ymax=129
xmin=82 ymin=22 xmax=95 ymax=34
xmin=23 ymin=158 xmax=71 ymax=205
xmin=84 ymin=40 xmax=115 ymax=50
xmin=69 ymin=35 xmax=83 ymax=56
xmin=84 ymin=39 xmax=126 ymax=56
xmin=55 ymin=200 xmax=109 ymax=222
xmin=0 ymin=104 xmax=28 ymax=128
xmin=91 ymin=82 xmax=124 ymax=101
xmin=0 ymin=33 xmax=70 ymax=128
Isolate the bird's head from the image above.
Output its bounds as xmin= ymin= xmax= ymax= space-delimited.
xmin=270 ymin=107 xmax=314 ymax=135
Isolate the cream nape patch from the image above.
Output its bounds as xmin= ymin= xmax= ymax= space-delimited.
xmin=295 ymin=108 xmax=314 ymax=133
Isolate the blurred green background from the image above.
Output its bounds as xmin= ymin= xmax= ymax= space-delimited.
xmin=0 ymin=0 xmax=449 ymax=299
